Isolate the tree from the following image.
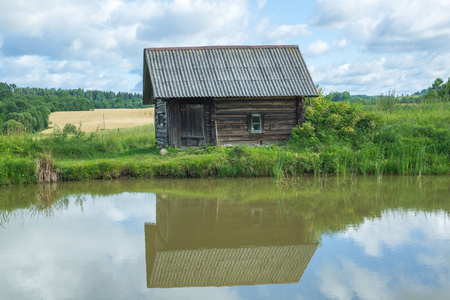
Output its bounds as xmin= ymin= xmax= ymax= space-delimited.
xmin=2 ymin=119 xmax=25 ymax=135
xmin=431 ymin=78 xmax=444 ymax=92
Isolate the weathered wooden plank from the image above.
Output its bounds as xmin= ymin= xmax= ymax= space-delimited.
xmin=218 ymin=129 xmax=293 ymax=136
xmin=215 ymin=108 xmax=296 ymax=114
xmin=264 ymin=119 xmax=297 ymax=125
xmin=167 ymin=100 xmax=181 ymax=147
xmin=215 ymin=102 xmax=296 ymax=108
xmin=215 ymin=117 xmax=248 ymax=122
xmin=217 ymin=123 xmax=248 ymax=130
xmin=214 ymin=97 xmax=297 ymax=103
xmin=155 ymin=99 xmax=168 ymax=146
xmin=218 ymin=134 xmax=291 ymax=142
xmin=263 ymin=112 xmax=297 ymax=118
xmin=214 ymin=112 xmax=249 ymax=117
xmin=215 ymin=107 xmax=295 ymax=114
xmin=266 ymin=124 xmax=297 ymax=131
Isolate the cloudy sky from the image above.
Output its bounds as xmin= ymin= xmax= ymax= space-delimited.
xmin=0 ymin=0 xmax=449 ymax=95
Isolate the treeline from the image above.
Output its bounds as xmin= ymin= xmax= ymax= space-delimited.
xmin=0 ymin=82 xmax=146 ymax=134
xmin=325 ymin=77 xmax=450 ymax=104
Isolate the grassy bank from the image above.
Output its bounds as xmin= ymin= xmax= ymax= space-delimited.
xmin=0 ymin=102 xmax=449 ymax=186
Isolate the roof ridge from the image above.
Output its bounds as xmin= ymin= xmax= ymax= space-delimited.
xmin=144 ymin=45 xmax=299 ymax=51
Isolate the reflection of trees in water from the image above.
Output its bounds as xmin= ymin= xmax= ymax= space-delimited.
xmin=0 ymin=183 xmax=87 ymax=226
xmin=0 ymin=212 xmax=10 ymax=228
xmin=1 ymin=176 xmax=449 ymax=230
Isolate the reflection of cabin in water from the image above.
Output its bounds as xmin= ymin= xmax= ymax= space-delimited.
xmin=142 ymin=45 xmax=318 ymax=147
xmin=145 ymin=196 xmax=318 ymax=288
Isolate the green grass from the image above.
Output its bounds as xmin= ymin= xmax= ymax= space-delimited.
xmin=289 ymin=101 xmax=449 ymax=177
xmin=0 ymin=103 xmax=449 ymax=186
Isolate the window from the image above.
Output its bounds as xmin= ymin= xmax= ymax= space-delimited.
xmin=251 ymin=114 xmax=262 ymax=133
xmin=157 ymin=113 xmax=165 ymax=128
xmin=250 ymin=208 xmax=263 ymax=227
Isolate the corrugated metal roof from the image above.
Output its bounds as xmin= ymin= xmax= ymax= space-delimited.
xmin=148 ymin=244 xmax=318 ymax=288
xmin=143 ymin=45 xmax=318 ymax=102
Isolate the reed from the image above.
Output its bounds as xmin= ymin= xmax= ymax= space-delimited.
xmin=36 ymin=155 xmax=58 ymax=183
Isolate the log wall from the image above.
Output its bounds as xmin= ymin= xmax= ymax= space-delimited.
xmin=155 ymin=99 xmax=168 ymax=147
xmin=156 ymin=97 xmax=306 ymax=147
xmin=213 ymin=98 xmax=302 ymax=145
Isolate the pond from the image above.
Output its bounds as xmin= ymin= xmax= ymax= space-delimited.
xmin=1 ymin=176 xmax=449 ymax=299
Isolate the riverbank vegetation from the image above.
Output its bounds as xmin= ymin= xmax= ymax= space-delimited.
xmin=1 ymin=101 xmax=448 ymax=186
xmin=1 ymin=79 xmax=449 ymax=186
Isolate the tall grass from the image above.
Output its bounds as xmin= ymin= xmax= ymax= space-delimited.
xmin=289 ymin=101 xmax=449 ymax=177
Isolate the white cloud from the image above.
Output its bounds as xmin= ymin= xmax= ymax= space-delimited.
xmin=0 ymin=0 xmax=256 ymax=91
xmin=307 ymin=39 xmax=347 ymax=56
xmin=334 ymin=39 xmax=347 ymax=48
xmin=307 ymin=40 xmax=331 ymax=56
xmin=0 ymin=0 xmax=311 ymax=92
xmin=310 ymin=51 xmax=450 ymax=94
xmin=266 ymin=24 xmax=310 ymax=41
xmin=0 ymin=0 xmax=447 ymax=94
xmin=257 ymin=0 xmax=267 ymax=9
xmin=312 ymin=0 xmax=450 ymax=53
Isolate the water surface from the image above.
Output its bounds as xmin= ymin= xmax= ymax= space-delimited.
xmin=1 ymin=176 xmax=449 ymax=299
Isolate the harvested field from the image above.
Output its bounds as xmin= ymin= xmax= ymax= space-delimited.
xmin=41 ymin=108 xmax=154 ymax=133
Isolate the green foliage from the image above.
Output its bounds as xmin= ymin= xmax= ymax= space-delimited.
xmin=63 ymin=123 xmax=78 ymax=135
xmin=12 ymin=85 xmax=148 ymax=111
xmin=0 ymin=82 xmax=150 ymax=136
xmin=0 ymin=81 xmax=448 ymax=186
xmin=377 ymin=90 xmax=398 ymax=114
xmin=290 ymin=93 xmax=381 ymax=150
xmin=325 ymin=91 xmax=350 ymax=102
xmin=289 ymin=98 xmax=449 ymax=177
xmin=0 ymin=157 xmax=37 ymax=186
xmin=2 ymin=119 xmax=25 ymax=135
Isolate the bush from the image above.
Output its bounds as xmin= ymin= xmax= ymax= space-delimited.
xmin=290 ymin=95 xmax=381 ymax=150
xmin=63 ymin=123 xmax=78 ymax=134
xmin=2 ymin=119 xmax=25 ymax=135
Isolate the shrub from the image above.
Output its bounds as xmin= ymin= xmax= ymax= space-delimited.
xmin=2 ymin=119 xmax=25 ymax=135
xmin=290 ymin=96 xmax=381 ymax=150
xmin=63 ymin=123 xmax=78 ymax=135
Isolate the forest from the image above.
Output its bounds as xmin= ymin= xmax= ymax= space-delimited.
xmin=0 ymin=82 xmax=147 ymax=133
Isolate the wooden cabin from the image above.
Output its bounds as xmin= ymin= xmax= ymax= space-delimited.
xmin=143 ymin=45 xmax=318 ymax=147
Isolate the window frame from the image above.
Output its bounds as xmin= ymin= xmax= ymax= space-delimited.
xmin=250 ymin=113 xmax=263 ymax=134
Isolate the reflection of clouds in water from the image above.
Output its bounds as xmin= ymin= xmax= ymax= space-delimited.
xmin=417 ymin=252 xmax=450 ymax=270
xmin=319 ymin=258 xmax=450 ymax=300
xmin=318 ymin=211 xmax=450 ymax=300
xmin=90 ymin=192 xmax=157 ymax=224
xmin=149 ymin=287 xmax=242 ymax=300
xmin=319 ymin=260 xmax=390 ymax=300
xmin=0 ymin=193 xmax=159 ymax=300
xmin=341 ymin=210 xmax=450 ymax=258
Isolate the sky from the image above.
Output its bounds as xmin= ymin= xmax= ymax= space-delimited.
xmin=0 ymin=0 xmax=449 ymax=95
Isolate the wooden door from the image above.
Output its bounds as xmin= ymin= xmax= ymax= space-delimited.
xmin=180 ymin=103 xmax=204 ymax=146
